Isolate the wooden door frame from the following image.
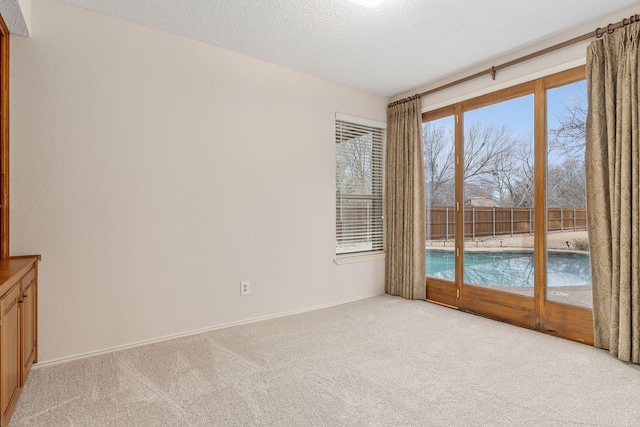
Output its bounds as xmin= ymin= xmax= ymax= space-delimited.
xmin=0 ymin=14 xmax=9 ymax=260
xmin=459 ymin=81 xmax=538 ymax=329
xmin=537 ymin=66 xmax=593 ymax=344
xmin=423 ymin=66 xmax=593 ymax=345
xmin=422 ymin=105 xmax=458 ymax=308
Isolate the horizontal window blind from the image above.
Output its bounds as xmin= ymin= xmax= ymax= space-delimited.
xmin=336 ymin=116 xmax=385 ymax=256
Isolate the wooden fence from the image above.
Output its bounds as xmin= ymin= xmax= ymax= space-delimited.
xmin=426 ymin=206 xmax=587 ymax=241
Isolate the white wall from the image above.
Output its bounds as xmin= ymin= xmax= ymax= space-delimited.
xmin=391 ymin=5 xmax=640 ymax=112
xmin=10 ymin=0 xmax=388 ymax=363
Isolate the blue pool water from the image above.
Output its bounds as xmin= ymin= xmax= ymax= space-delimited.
xmin=426 ymin=250 xmax=591 ymax=287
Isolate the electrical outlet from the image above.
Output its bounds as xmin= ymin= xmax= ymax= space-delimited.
xmin=240 ymin=281 xmax=250 ymax=296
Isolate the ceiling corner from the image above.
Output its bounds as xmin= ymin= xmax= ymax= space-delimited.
xmin=0 ymin=0 xmax=30 ymax=37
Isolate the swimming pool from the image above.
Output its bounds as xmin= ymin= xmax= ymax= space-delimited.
xmin=426 ymin=250 xmax=591 ymax=287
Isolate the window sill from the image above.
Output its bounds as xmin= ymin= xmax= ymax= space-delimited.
xmin=334 ymin=253 xmax=385 ymax=265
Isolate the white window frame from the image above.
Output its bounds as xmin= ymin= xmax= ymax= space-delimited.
xmin=335 ymin=113 xmax=386 ymax=261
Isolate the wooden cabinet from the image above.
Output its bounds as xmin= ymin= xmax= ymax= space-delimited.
xmin=0 ymin=283 xmax=20 ymax=426
xmin=0 ymin=11 xmax=37 ymax=427
xmin=20 ymin=267 xmax=37 ymax=385
xmin=0 ymin=257 xmax=39 ymax=427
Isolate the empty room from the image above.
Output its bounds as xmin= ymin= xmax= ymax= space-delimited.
xmin=0 ymin=0 xmax=639 ymax=425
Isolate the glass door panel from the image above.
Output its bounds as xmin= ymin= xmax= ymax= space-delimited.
xmin=422 ymin=67 xmax=592 ymax=343
xmin=423 ymin=116 xmax=456 ymax=281
xmin=545 ymin=80 xmax=592 ymax=308
xmin=463 ymin=94 xmax=535 ymax=296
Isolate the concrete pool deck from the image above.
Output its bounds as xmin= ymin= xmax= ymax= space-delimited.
xmin=427 ymin=230 xmax=590 ymax=252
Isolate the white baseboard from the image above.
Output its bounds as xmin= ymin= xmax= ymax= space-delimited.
xmin=35 ymin=292 xmax=385 ymax=368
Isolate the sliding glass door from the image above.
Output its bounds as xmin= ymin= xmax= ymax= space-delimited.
xmin=540 ymin=70 xmax=593 ymax=342
xmin=463 ymin=93 xmax=534 ymax=296
xmin=423 ymin=67 xmax=593 ymax=343
xmin=424 ymin=110 xmax=458 ymax=306
xmin=458 ymin=85 xmax=537 ymax=328
xmin=545 ymin=79 xmax=591 ymax=308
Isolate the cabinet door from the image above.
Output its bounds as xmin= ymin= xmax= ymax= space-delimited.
xmin=21 ymin=269 xmax=36 ymax=384
xmin=0 ymin=283 xmax=21 ymax=426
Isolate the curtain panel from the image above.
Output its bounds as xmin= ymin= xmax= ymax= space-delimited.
xmin=385 ymin=96 xmax=426 ymax=300
xmin=586 ymin=22 xmax=640 ymax=363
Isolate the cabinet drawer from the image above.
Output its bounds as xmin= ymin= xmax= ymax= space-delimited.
xmin=20 ymin=268 xmax=35 ymax=288
xmin=0 ymin=281 xmax=19 ymax=314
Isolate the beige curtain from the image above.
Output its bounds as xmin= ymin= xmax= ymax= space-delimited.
xmin=586 ymin=22 xmax=640 ymax=363
xmin=385 ymin=95 xmax=426 ymax=300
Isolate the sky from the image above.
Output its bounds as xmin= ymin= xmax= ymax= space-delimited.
xmin=426 ymin=79 xmax=587 ymax=165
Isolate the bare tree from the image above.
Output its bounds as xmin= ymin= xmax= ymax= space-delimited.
xmin=336 ymin=134 xmax=373 ymax=195
xmin=423 ymin=121 xmax=531 ymax=208
xmin=491 ymin=141 xmax=534 ymax=207
xmin=423 ymin=122 xmax=455 ymax=205
xmin=547 ymin=158 xmax=586 ymax=208
xmin=548 ymin=98 xmax=586 ymax=158
xmin=421 ymin=91 xmax=587 ymax=215
xmin=463 ymin=123 xmax=517 ymax=181
xmin=547 ymin=95 xmax=587 ymax=207
xmin=463 ymin=123 xmax=527 ymax=206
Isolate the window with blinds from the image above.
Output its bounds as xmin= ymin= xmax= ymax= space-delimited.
xmin=335 ymin=114 xmax=385 ymax=256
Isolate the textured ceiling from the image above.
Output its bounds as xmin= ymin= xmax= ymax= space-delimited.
xmin=0 ymin=0 xmax=29 ymax=36
xmin=58 ymin=0 xmax=640 ymax=97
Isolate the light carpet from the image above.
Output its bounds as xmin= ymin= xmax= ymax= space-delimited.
xmin=10 ymin=295 xmax=640 ymax=426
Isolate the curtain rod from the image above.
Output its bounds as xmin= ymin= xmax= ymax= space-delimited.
xmin=388 ymin=13 xmax=640 ymax=108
